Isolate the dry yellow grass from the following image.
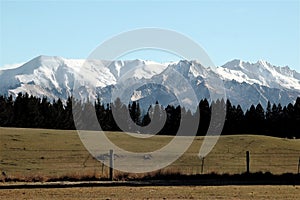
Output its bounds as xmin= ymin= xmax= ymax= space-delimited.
xmin=0 ymin=185 xmax=299 ymax=200
xmin=1 ymin=127 xmax=300 ymax=181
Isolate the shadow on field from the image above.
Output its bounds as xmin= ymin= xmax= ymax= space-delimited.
xmin=1 ymin=172 xmax=299 ymax=189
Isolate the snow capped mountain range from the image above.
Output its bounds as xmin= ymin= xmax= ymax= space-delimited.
xmin=0 ymin=55 xmax=299 ymax=110
xmin=218 ymin=59 xmax=300 ymax=90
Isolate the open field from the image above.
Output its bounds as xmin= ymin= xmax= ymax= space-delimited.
xmin=0 ymin=185 xmax=299 ymax=199
xmin=1 ymin=127 xmax=300 ymax=181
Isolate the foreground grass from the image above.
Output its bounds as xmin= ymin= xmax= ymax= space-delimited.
xmin=0 ymin=185 xmax=299 ymax=200
xmin=1 ymin=127 xmax=300 ymax=181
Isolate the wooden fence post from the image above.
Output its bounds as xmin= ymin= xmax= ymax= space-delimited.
xmin=109 ymin=149 xmax=114 ymax=181
xmin=201 ymin=157 xmax=205 ymax=174
xmin=298 ymin=157 xmax=300 ymax=174
xmin=101 ymin=163 xmax=104 ymax=175
xmin=246 ymin=151 xmax=250 ymax=174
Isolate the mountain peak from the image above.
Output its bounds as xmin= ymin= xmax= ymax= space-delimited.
xmin=32 ymin=55 xmax=64 ymax=63
xmin=257 ymin=59 xmax=267 ymax=66
xmin=222 ymin=59 xmax=244 ymax=70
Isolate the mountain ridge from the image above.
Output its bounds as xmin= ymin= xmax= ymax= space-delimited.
xmin=0 ymin=56 xmax=299 ymax=110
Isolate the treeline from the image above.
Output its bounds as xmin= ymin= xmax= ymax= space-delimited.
xmin=0 ymin=93 xmax=299 ymax=138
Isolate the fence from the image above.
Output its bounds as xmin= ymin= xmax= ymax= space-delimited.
xmin=1 ymin=148 xmax=299 ymax=181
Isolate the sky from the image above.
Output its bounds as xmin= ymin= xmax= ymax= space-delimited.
xmin=0 ymin=0 xmax=300 ymax=71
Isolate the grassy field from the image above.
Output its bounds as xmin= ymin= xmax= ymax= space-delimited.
xmin=1 ymin=127 xmax=300 ymax=181
xmin=0 ymin=185 xmax=299 ymax=199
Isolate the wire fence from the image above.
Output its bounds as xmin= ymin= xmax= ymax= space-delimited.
xmin=1 ymin=148 xmax=300 ymax=180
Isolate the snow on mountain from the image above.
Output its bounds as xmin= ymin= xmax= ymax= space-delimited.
xmin=0 ymin=56 xmax=299 ymax=110
xmin=0 ymin=56 xmax=165 ymax=101
xmin=218 ymin=59 xmax=300 ymax=90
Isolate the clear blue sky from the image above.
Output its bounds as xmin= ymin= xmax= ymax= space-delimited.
xmin=1 ymin=0 xmax=299 ymax=71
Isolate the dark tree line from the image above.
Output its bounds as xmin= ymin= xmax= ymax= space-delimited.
xmin=0 ymin=93 xmax=75 ymax=130
xmin=0 ymin=92 xmax=299 ymax=138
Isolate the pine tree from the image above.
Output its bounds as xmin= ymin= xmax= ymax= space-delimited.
xmin=293 ymin=97 xmax=300 ymax=138
xmin=111 ymin=97 xmax=128 ymax=131
xmin=197 ymin=99 xmax=211 ymax=136
xmin=64 ymin=96 xmax=75 ymax=130
xmin=129 ymin=101 xmax=142 ymax=126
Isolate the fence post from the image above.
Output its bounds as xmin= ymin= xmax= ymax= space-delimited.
xmin=298 ymin=157 xmax=300 ymax=174
xmin=201 ymin=157 xmax=205 ymax=174
xmin=246 ymin=151 xmax=250 ymax=174
xmin=109 ymin=149 xmax=114 ymax=181
xmin=101 ymin=163 xmax=104 ymax=175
